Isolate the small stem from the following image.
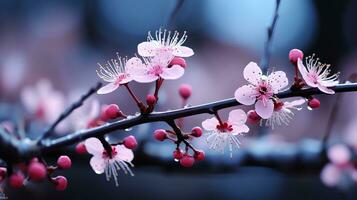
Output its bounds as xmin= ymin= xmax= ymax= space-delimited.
xmin=124 ymin=84 xmax=146 ymax=113
xmin=98 ymin=136 xmax=112 ymax=158
xmin=154 ymin=78 xmax=164 ymax=100
xmin=213 ymin=110 xmax=224 ymax=126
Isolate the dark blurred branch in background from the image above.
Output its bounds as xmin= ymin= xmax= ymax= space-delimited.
xmin=167 ymin=0 xmax=185 ymax=29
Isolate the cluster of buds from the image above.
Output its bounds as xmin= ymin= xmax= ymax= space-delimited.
xmin=0 ymin=155 xmax=72 ymax=191
xmin=154 ymin=127 xmax=204 ymax=167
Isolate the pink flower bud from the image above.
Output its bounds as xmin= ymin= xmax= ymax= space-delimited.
xmin=28 ymin=162 xmax=47 ymax=181
xmin=57 ymin=155 xmax=72 ymax=169
xmin=247 ymin=110 xmax=261 ymax=125
xmin=308 ymin=98 xmax=320 ymax=109
xmin=123 ymin=135 xmax=137 ymax=149
xmin=179 ymin=84 xmax=192 ymax=100
xmin=9 ymin=172 xmax=24 ymax=188
xmin=154 ymin=129 xmax=167 ymax=141
xmin=191 ymin=126 xmax=202 ymax=137
xmin=194 ymin=150 xmax=205 ymax=161
xmin=173 ymin=149 xmax=184 ymax=160
xmin=180 ymin=154 xmax=195 ymax=168
xmin=289 ymin=49 xmax=304 ymax=64
xmin=169 ymin=57 xmax=187 ymax=68
xmin=75 ymin=142 xmax=87 ymax=154
xmin=53 ymin=176 xmax=68 ymax=191
xmin=146 ymin=95 xmax=156 ymax=106
xmin=102 ymin=104 xmax=122 ymax=120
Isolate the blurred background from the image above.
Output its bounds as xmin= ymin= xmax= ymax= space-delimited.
xmin=1 ymin=0 xmax=357 ymax=199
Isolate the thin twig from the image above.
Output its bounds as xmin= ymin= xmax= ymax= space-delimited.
xmin=167 ymin=0 xmax=185 ymax=29
xmin=38 ymin=82 xmax=102 ymax=141
xmin=260 ymin=0 xmax=281 ymax=73
xmin=322 ymin=94 xmax=342 ymax=146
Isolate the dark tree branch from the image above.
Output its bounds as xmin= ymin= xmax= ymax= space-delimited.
xmin=38 ymin=83 xmax=357 ymax=154
xmin=167 ymin=0 xmax=185 ymax=29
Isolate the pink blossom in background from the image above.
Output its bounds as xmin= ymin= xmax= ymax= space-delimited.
xmin=21 ymin=79 xmax=66 ymax=126
xmin=138 ymin=29 xmax=194 ymax=58
xmin=234 ymin=62 xmax=288 ymax=119
xmin=69 ymin=98 xmax=100 ymax=130
xmin=202 ymin=109 xmax=249 ymax=157
xmin=85 ymin=137 xmax=134 ymax=187
xmin=297 ymin=55 xmax=339 ymax=94
xmin=130 ymin=51 xmax=184 ymax=83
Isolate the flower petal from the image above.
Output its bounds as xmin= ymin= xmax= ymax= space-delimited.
xmin=320 ymin=164 xmax=341 ymax=187
xmin=137 ymin=42 xmax=156 ymax=57
xmin=297 ymin=58 xmax=318 ymax=87
xmin=243 ymin=62 xmax=262 ymax=85
xmin=267 ymin=71 xmax=288 ymax=93
xmin=97 ymin=83 xmax=119 ymax=94
xmin=232 ymin=124 xmax=249 ymax=135
xmin=125 ymin=57 xmax=146 ymax=76
xmin=228 ymin=109 xmax=247 ymax=125
xmin=160 ymin=65 xmax=184 ymax=80
xmin=283 ymin=98 xmax=305 ymax=109
xmin=90 ymin=156 xmax=106 ymax=174
xmin=174 ymin=46 xmax=194 ymax=57
xmin=115 ymin=145 xmax=134 ymax=162
xmin=317 ymin=84 xmax=335 ymax=94
xmin=202 ymin=117 xmax=219 ymax=131
xmin=255 ymin=99 xmax=274 ymax=119
xmin=234 ymin=84 xmax=257 ymax=105
xmin=85 ymin=137 xmax=104 ymax=156
xmin=134 ymin=74 xmax=159 ymax=83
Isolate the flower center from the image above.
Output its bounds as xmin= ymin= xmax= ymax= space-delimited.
xmin=148 ymin=65 xmax=163 ymax=76
xmin=274 ymin=101 xmax=284 ymax=111
xmin=216 ymin=122 xmax=233 ymax=132
xmin=114 ymin=73 xmax=127 ymax=85
xmin=102 ymin=146 xmax=118 ymax=159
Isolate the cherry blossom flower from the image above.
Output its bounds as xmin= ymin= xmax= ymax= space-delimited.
xmin=202 ymin=109 xmax=249 ymax=157
xmin=320 ymin=144 xmax=357 ymax=187
xmin=69 ymin=98 xmax=100 ymax=130
xmin=138 ymin=29 xmax=194 ymax=58
xmin=297 ymin=55 xmax=339 ymax=94
xmin=85 ymin=137 xmax=134 ymax=187
xmin=261 ymin=98 xmax=305 ymax=129
xmin=96 ymin=54 xmax=139 ymax=94
xmin=234 ymin=62 xmax=288 ymax=119
xmin=130 ymin=52 xmax=184 ymax=83
xmin=21 ymin=79 xmax=66 ymax=125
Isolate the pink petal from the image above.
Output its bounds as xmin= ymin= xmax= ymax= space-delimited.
xmin=21 ymin=86 xmax=39 ymax=112
xmin=327 ymin=144 xmax=351 ymax=166
xmin=234 ymin=84 xmax=257 ymax=105
xmin=151 ymin=51 xmax=173 ymax=67
xmin=317 ymin=84 xmax=335 ymax=94
xmin=202 ymin=117 xmax=219 ymax=131
xmin=90 ymin=156 xmax=106 ymax=174
xmin=119 ymin=76 xmax=133 ymax=84
xmin=137 ymin=42 xmax=156 ymax=57
xmin=174 ymin=46 xmax=194 ymax=57
xmin=133 ymin=74 xmax=159 ymax=83
xmin=97 ymin=83 xmax=119 ymax=94
xmin=297 ymin=59 xmax=318 ymax=87
xmin=115 ymin=145 xmax=134 ymax=162
xmin=255 ymin=99 xmax=274 ymax=119
xmin=125 ymin=57 xmax=146 ymax=76
xmin=228 ymin=109 xmax=247 ymax=125
xmin=283 ymin=98 xmax=305 ymax=109
xmin=232 ymin=124 xmax=249 ymax=135
xmin=320 ymin=164 xmax=341 ymax=187
xmin=85 ymin=137 xmax=104 ymax=156
xmin=160 ymin=65 xmax=184 ymax=80
xmin=243 ymin=62 xmax=262 ymax=85
xmin=321 ymin=80 xmax=339 ymax=87
xmin=267 ymin=71 xmax=288 ymax=93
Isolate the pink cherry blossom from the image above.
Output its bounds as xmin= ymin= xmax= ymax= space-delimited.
xmin=130 ymin=52 xmax=184 ymax=83
xmin=85 ymin=137 xmax=134 ymax=186
xmin=138 ymin=29 xmax=194 ymax=58
xmin=21 ymin=79 xmax=66 ymax=125
xmin=234 ymin=62 xmax=288 ymax=119
xmin=69 ymin=98 xmax=100 ymax=130
xmin=262 ymin=98 xmax=305 ymax=129
xmin=202 ymin=109 xmax=249 ymax=157
xmin=96 ymin=53 xmax=139 ymax=94
xmin=297 ymin=55 xmax=339 ymax=94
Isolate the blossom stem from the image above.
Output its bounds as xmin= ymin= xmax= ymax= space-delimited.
xmin=213 ymin=111 xmax=224 ymax=126
xmin=124 ymin=84 xmax=146 ymax=113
